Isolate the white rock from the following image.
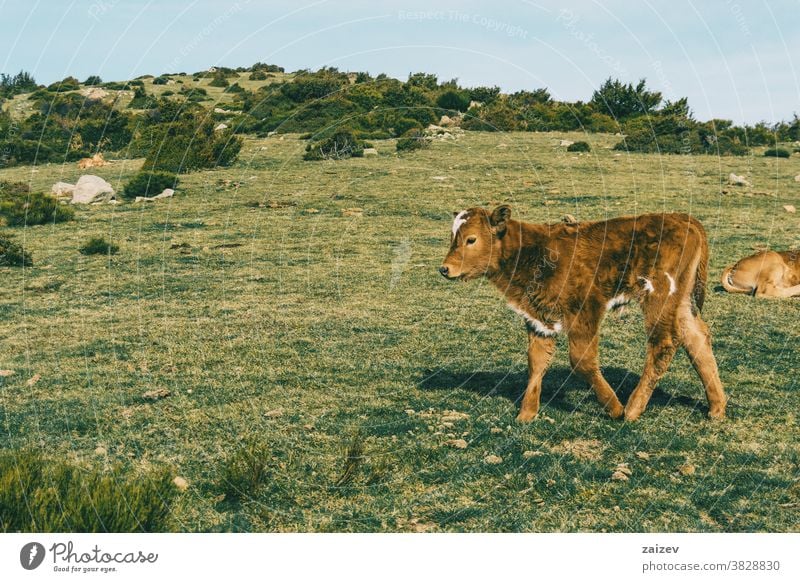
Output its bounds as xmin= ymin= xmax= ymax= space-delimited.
xmin=560 ymin=139 xmax=574 ymax=147
xmin=784 ymin=204 xmax=796 ymax=213
xmin=135 ymin=188 xmax=174 ymax=203
xmin=214 ymin=123 xmax=228 ymax=131
xmin=51 ymin=181 xmax=75 ymax=197
xmin=363 ymin=148 xmax=378 ymax=156
xmin=794 ymin=174 xmax=800 ymax=183
xmin=214 ymin=108 xmax=227 ymax=113
xmin=728 ymin=173 xmax=752 ymax=187
xmin=71 ymin=175 xmax=116 ymax=204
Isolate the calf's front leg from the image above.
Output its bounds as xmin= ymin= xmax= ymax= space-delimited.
xmin=516 ymin=333 xmax=556 ymax=422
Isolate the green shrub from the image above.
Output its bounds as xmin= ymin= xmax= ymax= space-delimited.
xmin=140 ymin=110 xmax=242 ymax=173
xmin=218 ymin=440 xmax=271 ymax=501
xmin=46 ymin=76 xmax=80 ymax=92
xmin=152 ymin=76 xmax=170 ymax=85
xmin=208 ymin=72 xmax=229 ymax=87
xmin=0 ymin=449 xmax=177 ymax=532
xmin=122 ymin=171 xmax=179 ymax=200
xmin=303 ymin=129 xmax=364 ymax=161
xmin=79 ymin=237 xmax=119 ymax=256
xmin=436 ymin=89 xmax=470 ymax=112
xmin=764 ymin=147 xmax=790 ymax=158
xmin=0 ymin=182 xmax=74 ymax=227
xmin=226 ymin=82 xmax=244 ymax=94
xmin=248 ymin=70 xmax=268 ymax=81
xmin=393 ymin=117 xmax=422 ymax=137
xmin=396 ymin=128 xmax=429 ymax=152
xmin=83 ymin=75 xmax=102 ymax=86
xmin=0 ymin=234 xmax=32 ymax=266
xmin=567 ymin=141 xmax=591 ymax=152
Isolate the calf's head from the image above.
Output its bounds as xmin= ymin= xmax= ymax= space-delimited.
xmin=439 ymin=205 xmax=511 ymax=281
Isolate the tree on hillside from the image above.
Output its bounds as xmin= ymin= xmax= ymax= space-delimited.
xmin=590 ymin=78 xmax=662 ymax=120
xmin=0 ymin=70 xmax=37 ymax=98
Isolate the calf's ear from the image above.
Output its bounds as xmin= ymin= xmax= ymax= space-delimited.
xmin=490 ymin=205 xmax=511 ymax=234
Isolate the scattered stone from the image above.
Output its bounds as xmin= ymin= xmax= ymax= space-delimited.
xmin=214 ymin=123 xmax=228 ymax=131
xmin=172 ymin=476 xmax=189 ymax=492
xmin=304 ymin=208 xmax=319 ymax=214
xmin=71 ymin=175 xmax=116 ymax=204
xmin=363 ymin=148 xmax=378 ymax=156
xmin=728 ymin=173 xmax=752 ymax=187
xmin=546 ymin=188 xmax=560 ymax=195
xmin=552 ymin=439 xmax=605 ymax=461
xmin=342 ymin=207 xmax=363 ymax=217
xmin=678 ymin=463 xmax=696 ymax=476
xmin=523 ymin=450 xmax=544 ymax=459
xmin=446 ymin=439 xmax=468 ymax=449
xmin=264 ymin=408 xmax=284 ymax=418
xmin=783 ymin=204 xmax=796 ymax=213
xmin=431 ymin=176 xmax=448 ymax=181
xmin=611 ymin=462 xmax=632 ymax=481
xmin=135 ymin=188 xmax=174 ymax=203
xmin=636 ymin=451 xmax=650 ymax=460
xmin=611 ymin=470 xmax=629 ymax=481
xmin=490 ymin=427 xmax=503 ymax=434
xmin=80 ymin=87 xmax=109 ymax=100
xmin=26 ymin=373 xmax=41 ymax=387
xmin=404 ymin=408 xmax=415 ymax=415
xmin=214 ymin=108 xmax=227 ymax=114
xmin=794 ymin=174 xmax=800 ymax=183
xmin=562 ymin=214 xmax=578 ymax=225
xmin=77 ymin=153 xmax=108 ymax=170
xmin=484 ymin=454 xmax=503 ymax=465
xmin=142 ymin=388 xmax=170 ymax=401
xmin=94 ymin=446 xmax=107 ymax=456
xmin=52 ymin=181 xmax=76 ymax=197
xmin=0 ymin=370 xmax=16 ymax=377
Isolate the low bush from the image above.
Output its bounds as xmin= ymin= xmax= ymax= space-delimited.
xmin=208 ymin=72 xmax=229 ymax=88
xmin=0 ymin=449 xmax=177 ymax=532
xmin=0 ymin=234 xmax=32 ymax=266
xmin=567 ymin=141 xmax=591 ymax=152
xmin=303 ymin=129 xmax=364 ymax=161
xmin=217 ymin=440 xmax=271 ymax=501
xmin=79 ymin=237 xmax=119 ymax=256
xmin=396 ymin=128 xmax=430 ymax=152
xmin=393 ymin=117 xmax=423 ymax=138
xmin=763 ymin=147 xmax=790 ymax=158
xmin=122 ymin=171 xmax=179 ymax=200
xmin=248 ymin=70 xmax=268 ymax=81
xmin=0 ymin=182 xmax=74 ymax=227
xmin=152 ymin=76 xmax=170 ymax=85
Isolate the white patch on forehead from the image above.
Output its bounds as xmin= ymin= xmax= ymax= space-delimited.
xmin=665 ymin=272 xmax=677 ymax=295
xmin=452 ymin=210 xmax=469 ymax=236
xmin=638 ymin=276 xmax=655 ymax=293
xmin=606 ymin=293 xmax=629 ymax=311
xmin=508 ymin=303 xmax=562 ymax=337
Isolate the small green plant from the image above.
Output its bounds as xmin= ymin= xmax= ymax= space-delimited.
xmin=303 ymin=130 xmax=365 ymax=161
xmin=567 ymin=141 xmax=591 ymax=152
xmin=248 ymin=70 xmax=268 ymax=81
xmin=393 ymin=117 xmax=423 ymax=138
xmin=0 ymin=450 xmax=177 ymax=532
xmin=79 ymin=237 xmax=119 ymax=256
xmin=396 ymin=128 xmax=430 ymax=152
xmin=763 ymin=147 xmax=790 ymax=158
xmin=0 ymin=182 xmax=74 ymax=227
xmin=0 ymin=234 xmax=32 ymax=266
xmin=218 ymin=440 xmax=271 ymax=501
xmin=152 ymin=76 xmax=170 ymax=85
xmin=122 ymin=171 xmax=179 ymax=200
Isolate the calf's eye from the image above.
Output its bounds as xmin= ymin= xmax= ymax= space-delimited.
xmin=466 ymin=236 xmax=477 ymax=245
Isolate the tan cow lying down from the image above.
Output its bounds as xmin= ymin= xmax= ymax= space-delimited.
xmin=721 ymin=250 xmax=800 ymax=298
xmin=439 ymin=206 xmax=727 ymax=422
xmin=77 ymin=153 xmax=108 ymax=169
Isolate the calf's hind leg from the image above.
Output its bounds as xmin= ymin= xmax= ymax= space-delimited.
xmin=678 ymin=303 xmax=726 ymax=418
xmin=624 ymin=320 xmax=679 ymax=421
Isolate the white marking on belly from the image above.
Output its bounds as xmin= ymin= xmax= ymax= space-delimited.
xmin=638 ymin=277 xmax=655 ymax=293
xmin=508 ymin=303 xmax=562 ymax=337
xmin=452 ymin=210 xmax=469 ymax=236
xmin=606 ymin=293 xmax=628 ymax=311
xmin=665 ymin=272 xmax=676 ymax=295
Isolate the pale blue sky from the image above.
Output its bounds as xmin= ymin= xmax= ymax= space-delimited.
xmin=1 ymin=0 xmax=797 ymax=124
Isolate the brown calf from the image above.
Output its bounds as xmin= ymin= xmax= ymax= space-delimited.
xmin=439 ymin=206 xmax=726 ymax=422
xmin=721 ymin=250 xmax=800 ymax=298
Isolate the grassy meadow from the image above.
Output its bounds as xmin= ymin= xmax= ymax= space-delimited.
xmin=1 ymin=131 xmax=798 ymax=532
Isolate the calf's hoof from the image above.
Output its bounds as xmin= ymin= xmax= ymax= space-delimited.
xmin=623 ymin=405 xmax=642 ymax=422
xmin=708 ymin=406 xmax=726 ymax=420
xmin=516 ymin=409 xmax=538 ymax=423
xmin=607 ymin=403 xmax=625 ymax=420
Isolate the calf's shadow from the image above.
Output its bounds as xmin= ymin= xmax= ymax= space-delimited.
xmin=418 ymin=366 xmax=701 ymax=414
